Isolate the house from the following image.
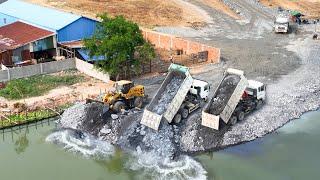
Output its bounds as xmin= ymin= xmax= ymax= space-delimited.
xmin=0 ymin=21 xmax=56 ymax=66
xmin=0 ymin=0 xmax=98 ymax=43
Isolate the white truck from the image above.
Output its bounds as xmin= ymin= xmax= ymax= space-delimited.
xmin=141 ymin=64 xmax=210 ymax=130
xmin=274 ymin=14 xmax=290 ymax=33
xmin=202 ymin=68 xmax=266 ymax=130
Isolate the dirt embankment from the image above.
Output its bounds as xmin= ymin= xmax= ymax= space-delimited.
xmin=25 ymin=0 xmax=209 ymax=27
xmin=260 ymin=0 xmax=320 ymax=19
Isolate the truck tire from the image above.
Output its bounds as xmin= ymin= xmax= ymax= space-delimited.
xmin=181 ymin=108 xmax=189 ymax=119
xmin=134 ymin=97 xmax=143 ymax=108
xmin=256 ymin=100 xmax=263 ymax=110
xmin=237 ymin=111 xmax=245 ymax=121
xmin=173 ymin=114 xmax=182 ymax=124
xmin=230 ymin=116 xmax=237 ymax=126
xmin=113 ymin=101 xmax=126 ymax=113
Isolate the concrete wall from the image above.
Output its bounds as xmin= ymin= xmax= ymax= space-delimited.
xmin=0 ymin=58 xmax=110 ymax=83
xmin=141 ymin=29 xmax=221 ymax=63
xmin=75 ymin=58 xmax=109 ymax=83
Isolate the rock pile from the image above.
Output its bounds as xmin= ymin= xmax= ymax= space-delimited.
xmin=151 ymin=76 xmax=184 ymax=115
xmin=209 ymin=74 xmax=240 ymax=115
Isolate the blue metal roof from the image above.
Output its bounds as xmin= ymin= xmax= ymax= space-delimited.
xmin=0 ymin=0 xmax=81 ymax=31
xmin=77 ymin=49 xmax=105 ymax=61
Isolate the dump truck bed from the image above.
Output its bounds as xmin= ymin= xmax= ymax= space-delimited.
xmin=202 ymin=68 xmax=248 ymax=130
xmin=141 ymin=64 xmax=193 ymax=130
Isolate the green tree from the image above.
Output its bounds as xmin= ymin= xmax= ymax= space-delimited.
xmin=84 ymin=13 xmax=155 ymax=79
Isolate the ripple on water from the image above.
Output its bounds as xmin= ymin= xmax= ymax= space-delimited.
xmin=46 ymin=129 xmax=115 ymax=159
xmin=127 ymin=149 xmax=208 ymax=180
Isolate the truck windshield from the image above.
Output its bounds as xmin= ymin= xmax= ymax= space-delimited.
xmin=276 ymin=22 xmax=288 ymax=25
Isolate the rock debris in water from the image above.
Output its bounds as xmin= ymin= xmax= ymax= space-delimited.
xmin=209 ymin=74 xmax=240 ymax=115
xmin=152 ymin=76 xmax=184 ymax=115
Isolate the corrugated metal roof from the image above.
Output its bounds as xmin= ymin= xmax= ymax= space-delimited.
xmin=0 ymin=21 xmax=54 ymax=51
xmin=0 ymin=0 xmax=81 ymax=31
xmin=77 ymin=49 xmax=105 ymax=61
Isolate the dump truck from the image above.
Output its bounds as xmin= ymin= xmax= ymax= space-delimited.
xmin=202 ymin=68 xmax=266 ymax=130
xmin=141 ymin=64 xmax=207 ymax=130
xmin=274 ymin=14 xmax=290 ymax=33
xmin=171 ymin=79 xmax=210 ymax=124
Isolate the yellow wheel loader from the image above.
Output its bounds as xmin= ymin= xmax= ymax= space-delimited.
xmin=87 ymin=80 xmax=146 ymax=113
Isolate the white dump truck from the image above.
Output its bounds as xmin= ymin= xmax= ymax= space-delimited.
xmin=202 ymin=68 xmax=266 ymax=130
xmin=274 ymin=14 xmax=290 ymax=33
xmin=141 ymin=64 xmax=210 ymax=130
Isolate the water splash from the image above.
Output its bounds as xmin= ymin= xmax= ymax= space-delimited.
xmin=127 ymin=148 xmax=208 ymax=180
xmin=46 ymin=130 xmax=208 ymax=180
xmin=46 ymin=129 xmax=115 ymax=159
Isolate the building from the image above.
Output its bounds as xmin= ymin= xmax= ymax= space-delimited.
xmin=0 ymin=21 xmax=56 ymax=66
xmin=0 ymin=0 xmax=98 ymax=43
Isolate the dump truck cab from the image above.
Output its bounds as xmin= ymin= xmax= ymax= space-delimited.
xmin=245 ymin=80 xmax=266 ymax=101
xmin=274 ymin=15 xmax=289 ymax=33
xmin=190 ymin=79 xmax=210 ymax=101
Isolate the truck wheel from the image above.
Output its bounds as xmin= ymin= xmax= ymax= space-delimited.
xmin=237 ymin=111 xmax=245 ymax=121
xmin=256 ymin=100 xmax=263 ymax=110
xmin=113 ymin=101 xmax=126 ymax=113
xmin=181 ymin=108 xmax=189 ymax=119
xmin=173 ymin=114 xmax=182 ymax=124
xmin=134 ymin=97 xmax=143 ymax=108
xmin=230 ymin=116 xmax=237 ymax=126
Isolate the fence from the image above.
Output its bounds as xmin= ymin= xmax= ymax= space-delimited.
xmin=75 ymin=58 xmax=109 ymax=82
xmin=141 ymin=29 xmax=221 ymax=64
xmin=0 ymin=107 xmax=62 ymax=131
xmin=0 ymin=58 xmax=110 ymax=83
xmin=0 ymin=59 xmax=75 ymax=82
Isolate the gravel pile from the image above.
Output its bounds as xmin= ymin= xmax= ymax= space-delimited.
xmin=59 ymin=102 xmax=105 ymax=130
xmin=209 ymin=75 xmax=240 ymax=115
xmin=151 ymin=76 xmax=184 ymax=115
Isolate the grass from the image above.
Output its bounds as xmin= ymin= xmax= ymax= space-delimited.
xmin=0 ymin=103 xmax=73 ymax=129
xmin=0 ymin=74 xmax=84 ymax=100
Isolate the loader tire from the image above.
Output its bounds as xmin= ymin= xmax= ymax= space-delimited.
xmin=173 ymin=114 xmax=182 ymax=124
xmin=113 ymin=101 xmax=126 ymax=113
xmin=134 ymin=97 xmax=143 ymax=108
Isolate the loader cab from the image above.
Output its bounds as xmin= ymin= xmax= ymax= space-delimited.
xmin=245 ymin=80 xmax=266 ymax=101
xmin=114 ymin=80 xmax=134 ymax=94
xmin=189 ymin=79 xmax=210 ymax=100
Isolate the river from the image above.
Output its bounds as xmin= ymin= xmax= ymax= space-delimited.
xmin=0 ymin=110 xmax=319 ymax=180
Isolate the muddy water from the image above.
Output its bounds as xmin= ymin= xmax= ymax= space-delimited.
xmin=0 ymin=110 xmax=319 ymax=180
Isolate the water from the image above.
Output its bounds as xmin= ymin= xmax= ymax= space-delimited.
xmin=0 ymin=110 xmax=319 ymax=180
xmin=197 ymin=110 xmax=320 ymax=180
